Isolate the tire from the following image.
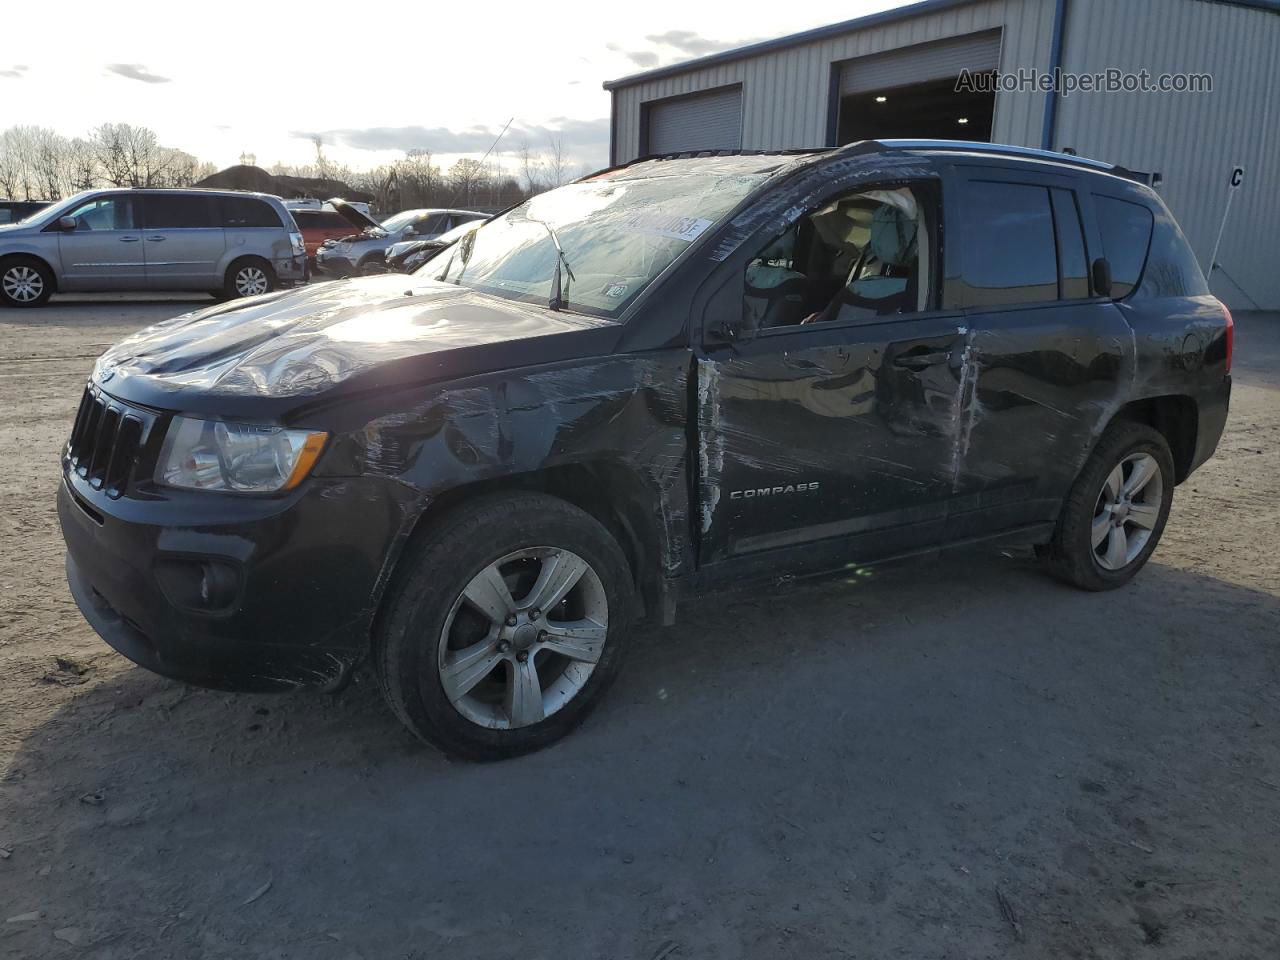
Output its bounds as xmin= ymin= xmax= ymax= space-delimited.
xmin=0 ymin=256 xmax=54 ymax=308
xmin=375 ymin=492 xmax=636 ymax=760
xmin=1042 ymin=421 xmax=1175 ymax=591
xmin=222 ymin=258 xmax=276 ymax=300
xmin=357 ymin=255 xmax=386 ymax=276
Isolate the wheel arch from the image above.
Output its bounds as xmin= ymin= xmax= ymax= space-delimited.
xmin=1111 ymin=395 xmax=1198 ymax=483
xmin=370 ymin=461 xmax=675 ymax=648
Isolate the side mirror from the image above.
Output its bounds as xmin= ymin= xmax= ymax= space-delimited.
xmin=57 ymin=216 xmax=77 ymax=232
xmin=1091 ymin=257 xmax=1113 ymax=298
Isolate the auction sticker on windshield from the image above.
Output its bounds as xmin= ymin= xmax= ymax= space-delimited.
xmin=616 ymin=212 xmax=714 ymax=243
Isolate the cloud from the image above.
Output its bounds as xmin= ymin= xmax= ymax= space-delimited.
xmin=644 ymin=30 xmax=748 ymax=57
xmin=293 ymin=117 xmax=611 ymax=160
xmin=105 ymin=63 xmax=170 ymax=84
xmin=607 ymin=44 xmax=659 ymax=68
xmin=609 ymin=30 xmax=756 ymax=72
xmin=0 ymin=64 xmax=28 ymax=79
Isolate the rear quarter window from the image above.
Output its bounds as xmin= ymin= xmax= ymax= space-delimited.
xmin=1093 ymin=195 xmax=1154 ymax=298
xmin=220 ymin=196 xmax=283 ymax=228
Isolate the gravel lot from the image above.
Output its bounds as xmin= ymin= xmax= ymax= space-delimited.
xmin=1 ymin=293 xmax=1277 ymax=959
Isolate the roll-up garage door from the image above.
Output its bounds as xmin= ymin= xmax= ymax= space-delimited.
xmin=839 ymin=30 xmax=1002 ymax=95
xmin=645 ymin=86 xmax=743 ymax=155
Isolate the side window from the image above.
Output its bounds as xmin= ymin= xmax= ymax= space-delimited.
xmin=1094 ymin=195 xmax=1154 ymax=298
xmin=413 ymin=213 xmax=449 ymax=235
xmin=742 ymin=185 xmax=930 ymax=331
xmin=1050 ymin=188 xmax=1090 ymax=299
xmin=65 ymin=196 xmax=135 ymax=231
xmin=220 ymin=196 xmax=282 ymax=228
xmin=291 ymin=211 xmax=317 ymax=228
xmin=319 ymin=212 xmax=349 ymax=229
xmin=143 ymin=195 xmax=218 ymax=229
xmin=950 ymin=181 xmax=1057 ymax=307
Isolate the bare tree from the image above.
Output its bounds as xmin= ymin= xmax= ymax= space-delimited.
xmin=517 ymin=141 xmax=544 ymax=195
xmin=546 ymin=136 xmax=569 ymax=189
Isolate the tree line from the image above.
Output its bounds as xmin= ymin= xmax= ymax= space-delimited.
xmin=0 ymin=123 xmax=216 ymax=200
xmin=1 ymin=123 xmax=596 ymax=216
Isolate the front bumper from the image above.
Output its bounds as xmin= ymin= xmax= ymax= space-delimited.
xmin=58 ymin=472 xmax=419 ymax=692
xmin=314 ymin=252 xmax=355 ymax=277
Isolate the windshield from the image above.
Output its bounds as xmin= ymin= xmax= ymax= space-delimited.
xmin=422 ymin=171 xmax=768 ymax=318
xmin=380 ymin=210 xmax=425 ymax=232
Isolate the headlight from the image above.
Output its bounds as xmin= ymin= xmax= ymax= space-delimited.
xmin=405 ymin=250 xmax=428 ymax=269
xmin=157 ymin=417 xmax=327 ymax=493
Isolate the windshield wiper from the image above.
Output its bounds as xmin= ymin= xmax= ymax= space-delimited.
xmin=529 ymin=216 xmax=575 ymax=311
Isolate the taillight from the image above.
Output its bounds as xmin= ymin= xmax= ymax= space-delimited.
xmin=1223 ymin=302 xmax=1234 ymax=374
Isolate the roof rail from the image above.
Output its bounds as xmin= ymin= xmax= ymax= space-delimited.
xmin=867 ymin=138 xmax=1117 ymax=172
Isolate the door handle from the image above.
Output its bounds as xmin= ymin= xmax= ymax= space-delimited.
xmin=893 ymin=351 xmax=949 ymax=370
xmin=118 ymin=236 xmax=140 ymax=242
xmin=145 ymin=236 xmax=166 ymax=242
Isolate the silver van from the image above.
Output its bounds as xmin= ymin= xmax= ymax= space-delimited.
xmin=0 ymin=188 xmax=306 ymax=308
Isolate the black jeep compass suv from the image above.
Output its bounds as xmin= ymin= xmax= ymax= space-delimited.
xmin=59 ymin=141 xmax=1232 ymax=760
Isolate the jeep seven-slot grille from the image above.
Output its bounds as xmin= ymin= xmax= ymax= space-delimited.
xmin=66 ymin=386 xmax=155 ymax=498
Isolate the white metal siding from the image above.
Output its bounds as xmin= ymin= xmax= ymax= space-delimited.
xmin=1052 ymin=0 xmax=1280 ymax=309
xmin=838 ymin=29 xmax=1003 ymax=94
xmin=610 ymin=0 xmax=1057 ymax=164
xmin=646 ymin=87 xmax=743 ymax=154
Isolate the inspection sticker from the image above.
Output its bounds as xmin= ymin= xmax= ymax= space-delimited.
xmin=616 ymin=213 xmax=714 ymax=243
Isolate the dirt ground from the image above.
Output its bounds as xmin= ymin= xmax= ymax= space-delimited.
xmin=1 ymin=293 xmax=1277 ymax=960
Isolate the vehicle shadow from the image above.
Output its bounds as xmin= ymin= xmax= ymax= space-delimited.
xmin=3 ymin=548 xmax=1278 ymax=959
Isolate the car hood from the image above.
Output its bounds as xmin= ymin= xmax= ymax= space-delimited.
xmin=328 ymin=198 xmax=383 ymax=232
xmin=94 ymin=275 xmax=621 ymax=414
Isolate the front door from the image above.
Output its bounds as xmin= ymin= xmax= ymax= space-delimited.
xmin=55 ymin=194 xmax=145 ymax=290
xmin=138 ymin=194 xmax=225 ymax=289
xmin=697 ymin=180 xmax=968 ymax=564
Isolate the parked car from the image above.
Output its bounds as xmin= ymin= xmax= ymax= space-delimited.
xmin=0 ymin=199 xmax=51 ymax=225
xmin=382 ymin=218 xmax=486 ymax=273
xmin=289 ymin=206 xmax=361 ymax=268
xmin=0 ymin=188 xmax=306 ymax=307
xmin=58 ymin=141 xmax=1231 ymax=760
xmin=314 ymin=203 xmax=487 ymax=276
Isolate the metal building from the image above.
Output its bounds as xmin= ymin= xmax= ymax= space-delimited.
xmin=605 ymin=0 xmax=1280 ymax=310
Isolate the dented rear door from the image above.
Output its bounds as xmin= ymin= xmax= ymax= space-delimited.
xmin=941 ymin=166 xmax=1134 ymax=539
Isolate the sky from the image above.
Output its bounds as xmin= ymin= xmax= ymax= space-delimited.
xmin=0 ymin=0 xmax=905 ymax=176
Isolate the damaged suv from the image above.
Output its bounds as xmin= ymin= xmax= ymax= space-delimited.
xmin=58 ymin=141 xmax=1231 ymax=760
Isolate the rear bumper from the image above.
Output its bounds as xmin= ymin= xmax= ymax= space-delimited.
xmin=58 ymin=472 xmax=420 ymax=692
xmin=1188 ymin=375 xmax=1231 ymax=478
xmin=274 ymin=254 xmax=308 ymax=287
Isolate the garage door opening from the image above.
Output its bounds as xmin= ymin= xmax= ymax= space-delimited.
xmin=833 ymin=30 xmax=1001 ymax=146
xmin=837 ymin=73 xmax=996 ymax=143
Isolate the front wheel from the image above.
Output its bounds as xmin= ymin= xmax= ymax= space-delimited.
xmin=1042 ymin=421 xmax=1175 ymax=590
xmin=375 ymin=492 xmax=636 ymax=760
xmin=1 ymin=257 xmax=54 ymax=308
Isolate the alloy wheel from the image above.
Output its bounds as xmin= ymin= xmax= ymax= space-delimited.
xmin=2 ymin=265 xmax=44 ymax=303
xmin=1092 ymin=452 xmax=1163 ymax=571
xmin=234 ymin=266 xmax=269 ymax=297
xmin=438 ymin=547 xmax=609 ymax=730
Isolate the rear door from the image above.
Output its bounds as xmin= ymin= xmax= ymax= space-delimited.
xmin=139 ymin=194 xmax=225 ymax=289
xmin=697 ymin=178 xmax=969 ymax=564
xmin=943 ymin=165 xmax=1134 ymax=538
xmin=54 ymin=194 xmax=145 ymax=290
